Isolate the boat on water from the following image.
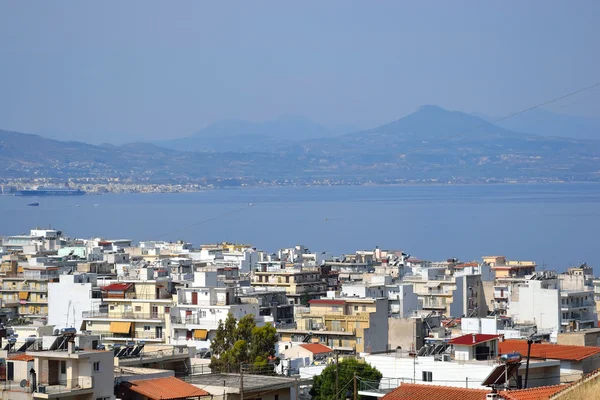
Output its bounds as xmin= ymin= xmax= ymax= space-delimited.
xmin=16 ymin=186 xmax=85 ymax=196
xmin=27 ymin=202 xmax=39 ymax=207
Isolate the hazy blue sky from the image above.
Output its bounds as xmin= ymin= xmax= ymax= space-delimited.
xmin=1 ymin=1 xmax=598 ymax=143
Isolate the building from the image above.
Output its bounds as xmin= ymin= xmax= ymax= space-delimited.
xmin=482 ymin=256 xmax=536 ymax=280
xmin=498 ymin=340 xmax=600 ymax=383
xmin=557 ymin=328 xmax=600 ymax=347
xmin=186 ymin=373 xmax=299 ymax=400
xmin=507 ymin=274 xmax=597 ymax=336
xmin=170 ymin=271 xmax=273 ymax=349
xmin=251 ymin=267 xmax=327 ymax=305
xmin=81 ymin=267 xmax=173 ymax=345
xmin=448 ymin=334 xmax=500 ymax=361
xmin=47 ymin=274 xmax=102 ymax=331
xmin=279 ymin=343 xmax=333 ymax=365
xmin=278 ymin=297 xmax=388 ymax=353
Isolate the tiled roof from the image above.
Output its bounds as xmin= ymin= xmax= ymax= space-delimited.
xmin=449 ymin=334 xmax=502 ymax=346
xmin=381 ymin=383 xmax=488 ymax=400
xmin=500 ymin=385 xmax=566 ymax=400
xmin=101 ymin=283 xmax=133 ymax=291
xmin=126 ymin=377 xmax=209 ymax=400
xmin=499 ymin=340 xmax=600 ymax=361
xmin=299 ymin=343 xmax=333 ymax=354
xmin=8 ymin=353 xmax=35 ymax=361
xmin=309 ymin=299 xmax=345 ymax=305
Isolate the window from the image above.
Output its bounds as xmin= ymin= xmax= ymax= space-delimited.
xmin=362 ymin=306 xmax=366 ymax=312
xmin=332 ymin=306 xmax=339 ymax=312
xmin=200 ymin=310 xmax=207 ymax=318
xmin=422 ymin=371 xmax=433 ymax=382
xmin=135 ymin=306 xmax=142 ymax=312
xmin=275 ymin=395 xmax=279 ymax=400
xmin=356 ymin=337 xmax=362 ymax=344
xmin=354 ymin=306 xmax=358 ymax=311
xmin=109 ymin=305 xmax=115 ymax=310
xmin=144 ymin=326 xmax=151 ymax=331
xmin=165 ymin=307 xmax=170 ymax=313
xmin=93 ymin=362 xmax=100 ymax=372
xmin=60 ymin=361 xmax=66 ymax=374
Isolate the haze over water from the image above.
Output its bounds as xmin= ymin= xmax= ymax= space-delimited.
xmin=1 ymin=183 xmax=599 ymax=272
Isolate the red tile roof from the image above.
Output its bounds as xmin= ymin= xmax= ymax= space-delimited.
xmin=499 ymin=340 xmax=600 ymax=361
xmin=299 ymin=343 xmax=333 ymax=354
xmin=449 ymin=334 xmax=502 ymax=346
xmin=8 ymin=353 xmax=35 ymax=361
xmin=499 ymin=384 xmax=567 ymax=400
xmin=381 ymin=383 xmax=488 ymax=400
xmin=309 ymin=299 xmax=345 ymax=305
xmin=101 ymin=283 xmax=133 ymax=291
xmin=126 ymin=377 xmax=209 ymax=400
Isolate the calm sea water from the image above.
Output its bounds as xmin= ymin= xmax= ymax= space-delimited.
xmin=1 ymin=183 xmax=599 ymax=272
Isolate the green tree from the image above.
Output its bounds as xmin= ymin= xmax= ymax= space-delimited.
xmin=310 ymin=358 xmax=382 ymax=400
xmin=209 ymin=313 xmax=278 ymax=373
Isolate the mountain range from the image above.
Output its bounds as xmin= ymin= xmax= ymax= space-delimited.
xmin=1 ymin=106 xmax=599 ymax=185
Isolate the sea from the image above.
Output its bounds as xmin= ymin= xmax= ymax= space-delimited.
xmin=1 ymin=183 xmax=599 ymax=273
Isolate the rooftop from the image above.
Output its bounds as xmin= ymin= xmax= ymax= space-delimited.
xmin=499 ymin=340 xmax=600 ymax=361
xmin=499 ymin=384 xmax=567 ymax=400
xmin=380 ymin=383 xmax=489 ymax=400
xmin=186 ymin=373 xmax=298 ymax=394
xmin=299 ymin=343 xmax=333 ymax=354
xmin=449 ymin=334 xmax=502 ymax=346
xmin=125 ymin=376 xmax=209 ymax=400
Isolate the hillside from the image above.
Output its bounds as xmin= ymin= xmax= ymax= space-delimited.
xmin=2 ymin=106 xmax=600 ymax=185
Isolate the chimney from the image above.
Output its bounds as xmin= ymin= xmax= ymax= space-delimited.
xmin=472 ymin=334 xmax=477 ymax=344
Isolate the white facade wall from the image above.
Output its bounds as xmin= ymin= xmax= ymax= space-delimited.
xmin=48 ymin=274 xmax=101 ymax=331
xmin=388 ymin=284 xmax=419 ymax=317
xmin=509 ymin=280 xmax=560 ymax=332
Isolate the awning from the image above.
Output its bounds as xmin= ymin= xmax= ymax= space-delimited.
xmin=193 ymin=329 xmax=208 ymax=339
xmin=424 ymin=282 xmax=441 ymax=288
xmin=18 ymin=292 xmax=29 ymax=300
xmin=110 ymin=322 xmax=132 ymax=334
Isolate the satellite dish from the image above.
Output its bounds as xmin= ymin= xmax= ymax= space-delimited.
xmin=19 ymin=379 xmax=28 ymax=388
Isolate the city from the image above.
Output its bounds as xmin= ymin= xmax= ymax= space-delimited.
xmin=0 ymin=227 xmax=598 ymax=399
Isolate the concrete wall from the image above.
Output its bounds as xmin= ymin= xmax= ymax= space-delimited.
xmin=388 ymin=318 xmax=422 ymax=351
xmin=558 ymin=329 xmax=600 ymax=347
xmin=48 ymin=275 xmax=101 ymax=331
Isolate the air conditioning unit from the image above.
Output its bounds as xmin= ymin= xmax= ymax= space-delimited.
xmin=442 ymin=354 xmax=451 ymax=362
xmin=37 ymin=386 xmax=46 ymax=394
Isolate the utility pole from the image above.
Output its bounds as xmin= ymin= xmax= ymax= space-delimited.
xmin=240 ymin=363 xmax=244 ymax=400
xmin=335 ymin=353 xmax=339 ymax=400
xmin=353 ymin=372 xmax=357 ymax=400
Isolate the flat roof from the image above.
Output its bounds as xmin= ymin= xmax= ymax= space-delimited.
xmin=187 ymin=373 xmax=299 ymax=394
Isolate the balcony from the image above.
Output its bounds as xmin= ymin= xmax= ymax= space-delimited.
xmin=82 ymin=310 xmax=165 ymax=321
xmin=34 ymin=377 xmax=94 ymax=399
xmin=91 ymin=331 xmax=165 ymax=341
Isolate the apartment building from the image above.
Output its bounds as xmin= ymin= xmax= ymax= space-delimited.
xmin=508 ymin=273 xmax=598 ymax=336
xmin=403 ymin=267 xmax=487 ymax=318
xmin=170 ymin=271 xmax=272 ymax=349
xmin=81 ymin=267 xmax=173 ymax=344
xmin=278 ymin=297 xmax=388 ymax=353
xmin=483 ymin=256 xmax=536 ymax=280
xmin=47 ymin=273 xmax=102 ymax=331
xmin=0 ymin=261 xmax=61 ymax=323
xmin=0 ymin=345 xmax=114 ymax=400
xmin=251 ymin=267 xmax=327 ymax=305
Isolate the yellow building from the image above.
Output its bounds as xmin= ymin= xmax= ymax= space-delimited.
xmin=0 ymin=260 xmax=59 ymax=322
xmin=278 ymin=297 xmax=388 ymax=354
xmin=81 ymin=271 xmax=173 ymax=344
xmin=482 ymin=256 xmax=536 ymax=279
xmin=251 ymin=268 xmax=327 ymax=304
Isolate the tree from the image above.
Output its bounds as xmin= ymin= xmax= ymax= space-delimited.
xmin=310 ymin=358 xmax=382 ymax=400
xmin=209 ymin=313 xmax=277 ymax=373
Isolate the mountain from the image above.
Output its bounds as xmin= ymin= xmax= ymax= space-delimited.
xmin=3 ymin=105 xmax=600 ymax=185
xmin=159 ymin=115 xmax=340 ymax=152
xmin=474 ymin=108 xmax=600 ymax=140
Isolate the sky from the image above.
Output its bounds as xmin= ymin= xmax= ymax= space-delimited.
xmin=0 ymin=1 xmax=599 ymax=144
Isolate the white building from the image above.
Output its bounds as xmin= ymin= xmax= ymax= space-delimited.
xmin=48 ymin=274 xmax=102 ymax=331
xmin=508 ymin=274 xmax=597 ymax=337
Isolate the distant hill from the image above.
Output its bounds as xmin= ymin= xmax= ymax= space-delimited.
xmin=2 ymin=105 xmax=600 ymax=184
xmin=159 ymin=115 xmax=341 ymax=152
xmin=474 ymin=108 xmax=600 ymax=140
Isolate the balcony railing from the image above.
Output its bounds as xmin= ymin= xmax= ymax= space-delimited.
xmin=91 ymin=331 xmax=165 ymax=340
xmin=82 ymin=310 xmax=165 ymax=321
xmin=35 ymin=377 xmax=94 ymax=396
